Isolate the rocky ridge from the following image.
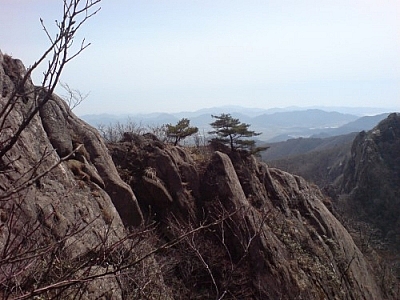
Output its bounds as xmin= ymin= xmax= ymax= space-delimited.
xmin=335 ymin=113 xmax=400 ymax=279
xmin=0 ymin=51 xmax=155 ymax=299
xmin=110 ymin=133 xmax=389 ymax=299
xmin=0 ymin=51 xmax=394 ymax=299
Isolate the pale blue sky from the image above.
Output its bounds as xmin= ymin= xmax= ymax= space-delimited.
xmin=1 ymin=0 xmax=399 ymax=115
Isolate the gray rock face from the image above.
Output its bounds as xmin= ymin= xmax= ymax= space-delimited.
xmin=39 ymin=94 xmax=74 ymax=157
xmin=0 ymin=51 xmax=150 ymax=299
xmin=339 ymin=113 xmax=400 ymax=235
xmin=201 ymin=151 xmax=382 ymax=299
xmin=109 ymin=138 xmax=198 ymax=220
xmin=67 ymin=109 xmax=144 ymax=227
xmin=38 ymin=91 xmax=144 ymax=227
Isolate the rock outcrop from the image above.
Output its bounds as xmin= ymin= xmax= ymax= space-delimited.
xmin=209 ymin=152 xmax=383 ymax=298
xmin=338 ymin=113 xmax=400 ymax=241
xmin=335 ymin=113 xmax=400 ymax=281
xmin=40 ymin=93 xmax=144 ymax=227
xmin=111 ymin=134 xmax=388 ymax=299
xmin=0 ymin=51 xmax=152 ymax=299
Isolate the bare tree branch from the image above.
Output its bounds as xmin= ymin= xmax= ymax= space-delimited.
xmin=0 ymin=0 xmax=101 ymax=159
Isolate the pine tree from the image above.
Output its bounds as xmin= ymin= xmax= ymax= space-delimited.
xmin=208 ymin=113 xmax=262 ymax=152
xmin=166 ymin=118 xmax=198 ymax=146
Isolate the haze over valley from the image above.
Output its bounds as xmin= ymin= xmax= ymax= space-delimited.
xmin=82 ymin=105 xmax=394 ymax=142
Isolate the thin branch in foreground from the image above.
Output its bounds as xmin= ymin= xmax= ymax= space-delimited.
xmin=12 ymin=208 xmax=242 ymax=300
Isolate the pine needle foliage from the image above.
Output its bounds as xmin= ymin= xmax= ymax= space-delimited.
xmin=208 ymin=113 xmax=263 ymax=152
xmin=166 ymin=118 xmax=199 ymax=146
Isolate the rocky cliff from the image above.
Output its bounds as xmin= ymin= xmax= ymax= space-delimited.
xmin=0 ymin=51 xmax=394 ymax=299
xmin=110 ymin=134 xmax=389 ymax=299
xmin=339 ymin=113 xmax=400 ymax=240
xmin=0 ymin=51 xmax=159 ymax=299
xmin=336 ymin=113 xmax=400 ymax=281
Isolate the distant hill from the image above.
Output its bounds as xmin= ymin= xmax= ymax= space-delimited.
xmin=262 ymin=132 xmax=357 ymax=161
xmin=262 ymin=133 xmax=355 ymax=188
xmin=252 ymin=109 xmax=357 ymax=128
xmin=310 ymin=113 xmax=391 ymax=138
xmin=80 ymin=106 xmax=395 ymax=142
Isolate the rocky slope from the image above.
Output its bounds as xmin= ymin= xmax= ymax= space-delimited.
xmin=110 ymin=134 xmax=390 ymax=299
xmin=0 ymin=51 xmax=160 ymax=299
xmin=0 ymin=50 xmax=395 ymax=299
xmin=339 ymin=113 xmax=400 ymax=234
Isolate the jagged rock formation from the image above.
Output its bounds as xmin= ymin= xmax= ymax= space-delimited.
xmin=338 ymin=113 xmax=400 ymax=241
xmin=110 ymin=134 xmax=388 ymax=299
xmin=0 ymin=50 xmax=394 ymax=299
xmin=261 ymin=113 xmax=400 ymax=290
xmin=0 ymin=51 xmax=156 ymax=299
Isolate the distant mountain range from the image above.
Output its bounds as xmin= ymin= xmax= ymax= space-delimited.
xmin=80 ymin=106 xmax=396 ymax=142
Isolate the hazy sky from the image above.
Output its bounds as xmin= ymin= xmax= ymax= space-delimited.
xmin=1 ymin=0 xmax=399 ymax=115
